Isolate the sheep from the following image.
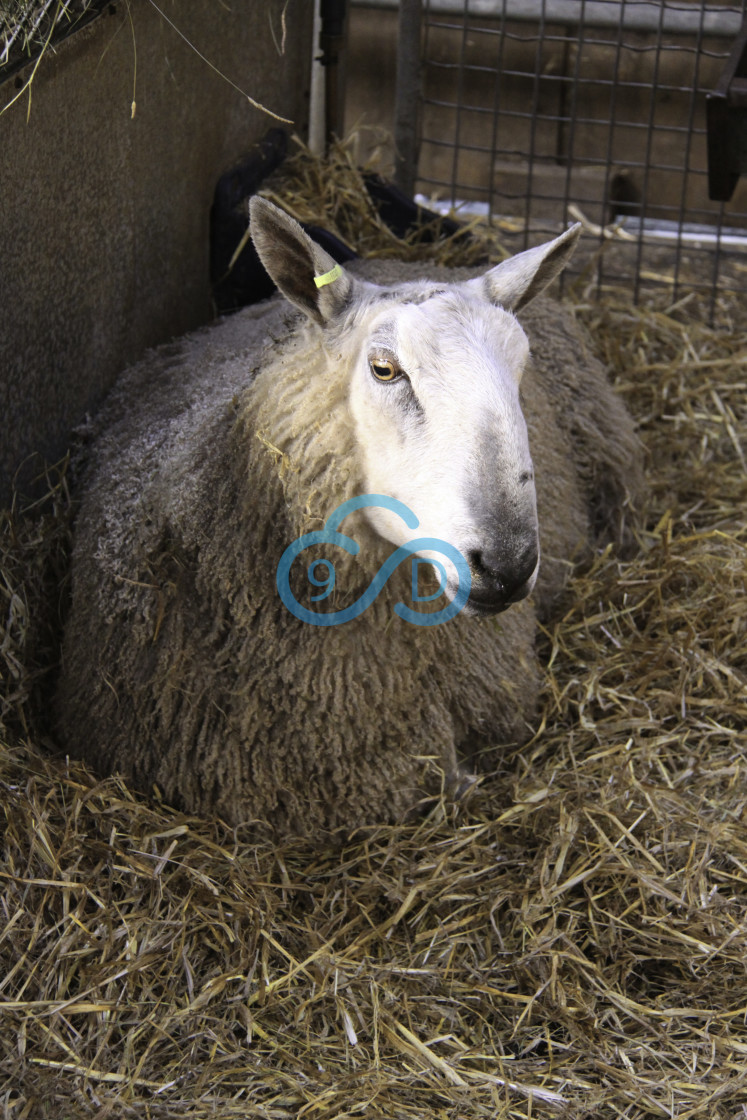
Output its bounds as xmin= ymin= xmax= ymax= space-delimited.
xmin=55 ymin=198 xmax=642 ymax=835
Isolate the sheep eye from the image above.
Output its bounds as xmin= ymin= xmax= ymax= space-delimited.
xmin=370 ymin=358 xmax=400 ymax=382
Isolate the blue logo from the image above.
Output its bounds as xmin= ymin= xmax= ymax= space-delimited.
xmin=276 ymin=495 xmax=471 ymax=627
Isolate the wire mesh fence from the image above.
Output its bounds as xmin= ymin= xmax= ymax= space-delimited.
xmin=413 ymin=0 xmax=747 ymax=319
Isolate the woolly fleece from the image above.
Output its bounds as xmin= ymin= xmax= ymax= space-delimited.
xmin=55 ymin=269 xmax=642 ymax=835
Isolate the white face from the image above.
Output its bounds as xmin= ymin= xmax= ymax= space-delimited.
xmin=251 ymin=199 xmax=579 ymax=614
xmin=345 ymin=281 xmax=540 ymax=615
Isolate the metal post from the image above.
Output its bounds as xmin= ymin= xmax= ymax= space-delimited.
xmin=394 ymin=0 xmax=423 ymax=197
xmin=320 ymin=0 xmax=349 ymax=146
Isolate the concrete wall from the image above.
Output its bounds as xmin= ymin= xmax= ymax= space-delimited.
xmin=0 ymin=0 xmax=312 ymax=502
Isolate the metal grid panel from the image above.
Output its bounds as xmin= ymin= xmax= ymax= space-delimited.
xmin=418 ymin=0 xmax=747 ymax=316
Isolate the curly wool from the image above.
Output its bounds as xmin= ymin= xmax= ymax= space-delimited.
xmin=56 ymin=274 xmax=641 ymax=836
xmin=55 ymin=298 xmax=534 ymax=832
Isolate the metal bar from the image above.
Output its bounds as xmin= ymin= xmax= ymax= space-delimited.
xmin=394 ymin=0 xmax=423 ymax=195
xmin=320 ymin=0 xmax=349 ymax=146
xmin=632 ymin=0 xmax=666 ymax=302
xmin=596 ymin=0 xmax=627 ymax=298
xmin=524 ymin=0 xmax=548 ymax=248
xmin=353 ymin=0 xmax=743 ymax=38
xmin=485 ymin=0 xmax=509 ymax=222
xmin=449 ymin=0 xmax=470 ymax=206
xmin=672 ymin=1 xmax=708 ymax=301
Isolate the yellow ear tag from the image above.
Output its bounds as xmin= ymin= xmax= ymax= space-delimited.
xmin=314 ymin=263 xmax=343 ymax=289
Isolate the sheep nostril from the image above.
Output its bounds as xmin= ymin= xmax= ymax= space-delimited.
xmin=469 ymin=543 xmax=538 ymax=600
xmin=469 ymin=550 xmax=502 ymax=589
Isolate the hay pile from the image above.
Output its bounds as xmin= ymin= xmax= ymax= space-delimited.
xmin=1 ymin=145 xmax=746 ymax=1119
xmin=259 ymin=138 xmax=504 ymax=268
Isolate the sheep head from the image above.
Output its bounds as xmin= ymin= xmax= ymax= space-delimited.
xmin=250 ymin=197 xmax=581 ymax=615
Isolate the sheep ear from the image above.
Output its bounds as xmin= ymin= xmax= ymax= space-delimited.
xmin=480 ymin=223 xmax=582 ymax=312
xmin=249 ymin=196 xmax=354 ymax=326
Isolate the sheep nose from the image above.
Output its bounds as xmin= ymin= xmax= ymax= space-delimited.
xmin=468 ymin=540 xmax=538 ymax=604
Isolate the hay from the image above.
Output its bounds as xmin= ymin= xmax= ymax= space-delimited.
xmin=0 ymin=0 xmax=104 ymax=74
xmin=1 ymin=143 xmax=746 ymax=1119
xmin=259 ymin=137 xmax=504 ymax=268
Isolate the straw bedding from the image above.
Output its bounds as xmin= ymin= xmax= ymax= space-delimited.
xmin=1 ymin=143 xmax=746 ymax=1118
